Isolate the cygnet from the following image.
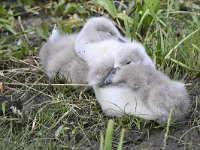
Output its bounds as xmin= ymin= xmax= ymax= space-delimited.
xmin=93 ymin=62 xmax=190 ymax=124
xmin=87 ymin=48 xmax=154 ymax=119
xmin=113 ymin=64 xmax=190 ymax=123
xmin=87 ymin=41 xmax=190 ymax=123
xmin=39 ymin=28 xmax=89 ymax=84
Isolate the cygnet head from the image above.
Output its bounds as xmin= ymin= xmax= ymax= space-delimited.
xmin=75 ymin=17 xmax=125 ymax=56
xmin=79 ymin=17 xmax=123 ymax=43
xmin=104 ymin=42 xmax=155 ymax=84
xmin=114 ymin=42 xmax=154 ymax=68
xmin=107 ymin=64 xmax=150 ymax=89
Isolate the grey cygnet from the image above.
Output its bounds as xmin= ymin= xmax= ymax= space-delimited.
xmin=87 ymin=47 xmax=155 ymax=119
xmin=105 ymin=64 xmax=190 ymax=124
xmin=39 ymin=28 xmax=89 ymax=84
xmin=87 ymin=43 xmax=189 ymax=123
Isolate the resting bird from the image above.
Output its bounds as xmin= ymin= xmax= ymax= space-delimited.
xmin=39 ymin=28 xmax=89 ymax=84
xmin=75 ymin=17 xmax=127 ymax=66
xmin=108 ymin=64 xmax=190 ymax=123
xmin=88 ymin=50 xmax=190 ymax=124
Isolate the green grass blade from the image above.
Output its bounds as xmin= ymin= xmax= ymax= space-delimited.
xmin=162 ymin=109 xmax=173 ymax=150
xmin=116 ymin=13 xmax=133 ymax=37
xmin=116 ymin=13 xmax=133 ymax=24
xmin=136 ymin=9 xmax=150 ymax=32
xmin=165 ymin=28 xmax=200 ymax=59
xmin=104 ymin=119 xmax=114 ymax=150
xmin=192 ymin=44 xmax=200 ymax=53
xmin=99 ymin=133 xmax=104 ymax=150
xmin=1 ymin=101 xmax=6 ymax=117
xmin=117 ymin=128 xmax=125 ymax=150
xmin=169 ymin=58 xmax=199 ymax=72
xmin=97 ymin=0 xmax=117 ymax=18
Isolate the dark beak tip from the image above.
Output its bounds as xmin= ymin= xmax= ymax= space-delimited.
xmin=104 ymin=78 xmax=112 ymax=85
xmin=103 ymin=67 xmax=120 ymax=85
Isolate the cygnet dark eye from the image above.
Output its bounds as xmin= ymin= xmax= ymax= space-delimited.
xmin=108 ymin=31 xmax=114 ymax=35
xmin=126 ymin=61 xmax=131 ymax=65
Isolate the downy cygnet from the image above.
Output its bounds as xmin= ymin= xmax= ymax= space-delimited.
xmin=102 ymin=64 xmax=190 ymax=124
xmin=88 ymin=48 xmax=154 ymax=119
xmin=87 ymin=41 xmax=189 ymax=123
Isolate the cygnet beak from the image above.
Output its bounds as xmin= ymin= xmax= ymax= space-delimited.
xmin=104 ymin=67 xmax=120 ymax=84
xmin=118 ymin=38 xmax=125 ymax=43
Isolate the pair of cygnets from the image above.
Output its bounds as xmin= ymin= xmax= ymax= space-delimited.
xmin=39 ymin=17 xmax=123 ymax=83
xmin=39 ymin=17 xmax=190 ymax=124
xmin=40 ymin=17 xmax=154 ymax=82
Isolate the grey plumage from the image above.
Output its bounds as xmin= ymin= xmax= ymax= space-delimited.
xmin=107 ymin=64 xmax=190 ymax=123
xmin=75 ymin=16 xmax=123 ymax=49
xmin=87 ymin=51 xmax=156 ymax=119
xmin=88 ymin=43 xmax=155 ymax=86
xmin=112 ymin=41 xmax=155 ymax=68
xmin=39 ymin=17 xmax=125 ymax=83
xmin=75 ymin=17 xmax=154 ymax=68
xmin=38 ymin=17 xmax=188 ymax=124
xmin=87 ymin=48 xmax=152 ymax=117
xmin=39 ymin=33 xmax=89 ymax=84
xmin=88 ymin=47 xmax=190 ymax=123
xmin=75 ymin=17 xmax=126 ymax=65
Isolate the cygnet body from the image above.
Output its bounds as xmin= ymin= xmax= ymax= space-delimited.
xmin=109 ymin=64 xmax=190 ymax=123
xmin=88 ymin=58 xmax=155 ymax=120
xmin=88 ymin=44 xmax=190 ymax=123
xmin=93 ymin=62 xmax=190 ymax=123
xmin=39 ymin=29 xmax=89 ymax=84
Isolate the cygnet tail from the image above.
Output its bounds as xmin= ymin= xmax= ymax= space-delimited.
xmin=39 ymin=25 xmax=60 ymax=75
xmin=48 ymin=25 xmax=60 ymax=42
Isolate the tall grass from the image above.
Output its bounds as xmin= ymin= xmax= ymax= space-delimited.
xmin=97 ymin=0 xmax=200 ymax=80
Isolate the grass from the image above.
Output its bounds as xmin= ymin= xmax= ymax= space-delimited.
xmin=0 ymin=0 xmax=200 ymax=149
